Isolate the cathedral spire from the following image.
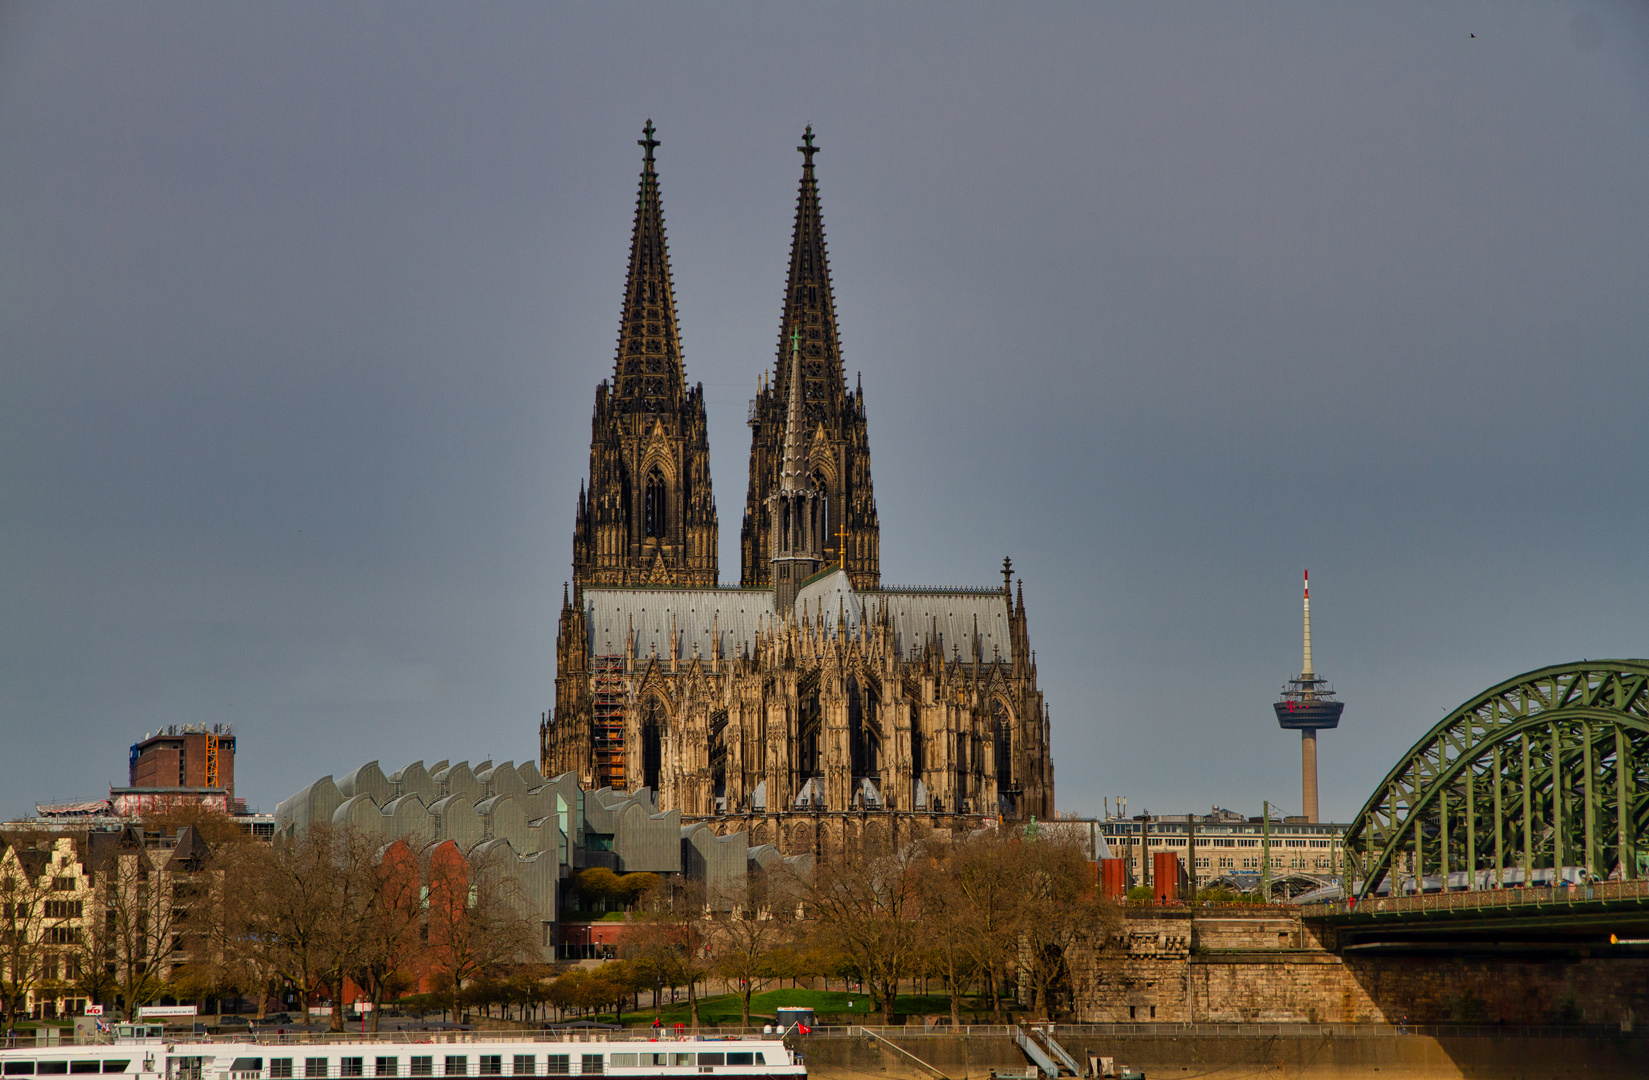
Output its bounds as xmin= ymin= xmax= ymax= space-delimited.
xmin=780 ymin=325 xmax=807 ymax=494
xmin=570 ymin=121 xmax=717 ymax=591
xmin=769 ymin=323 xmax=823 ymax=613
xmin=611 ymin=119 xmax=685 ymax=409
xmin=772 ymin=125 xmax=845 ymax=416
xmin=741 ymin=127 xmax=879 ymax=592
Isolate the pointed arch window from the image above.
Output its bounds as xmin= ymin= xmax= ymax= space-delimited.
xmin=811 ymin=471 xmax=830 ymax=557
xmin=641 ymin=697 xmax=666 ymax=794
xmin=993 ymin=698 xmax=1014 ymax=790
xmin=644 ymin=468 xmax=667 ymax=539
xmin=848 ymin=677 xmax=879 ymax=780
xmin=799 ymin=689 xmax=823 ymax=779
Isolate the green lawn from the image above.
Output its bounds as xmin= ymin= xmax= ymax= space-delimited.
xmin=616 ymin=988 xmax=961 ymax=1027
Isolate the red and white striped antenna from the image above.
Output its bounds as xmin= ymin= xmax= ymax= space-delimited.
xmin=1302 ymin=569 xmax=1313 ymax=679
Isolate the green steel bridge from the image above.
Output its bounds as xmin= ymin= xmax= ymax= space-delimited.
xmin=1305 ymin=661 xmax=1649 ymax=947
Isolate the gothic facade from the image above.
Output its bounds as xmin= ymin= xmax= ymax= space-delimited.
xmin=541 ymin=124 xmax=1053 ymax=856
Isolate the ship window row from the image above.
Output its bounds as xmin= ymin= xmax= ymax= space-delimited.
xmin=288 ymin=1057 xmax=607 ymax=1078
xmin=4 ymin=1064 xmax=129 ymax=1075
xmin=609 ymin=1055 xmax=763 ymax=1068
xmin=263 ymin=1054 xmax=768 ymax=1078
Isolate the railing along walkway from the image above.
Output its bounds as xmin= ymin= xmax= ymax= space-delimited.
xmin=1303 ymin=879 xmax=1649 ymax=920
xmin=1009 ymin=1029 xmax=1057 ymax=1078
xmin=797 ymin=1022 xmax=1644 ymax=1040
xmin=63 ymin=1022 xmax=1645 ymax=1049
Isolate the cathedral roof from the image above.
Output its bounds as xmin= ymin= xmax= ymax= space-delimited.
xmin=583 ymin=587 xmax=775 ymax=659
xmin=794 ymin=568 xmax=860 ymax=624
xmin=581 ymin=576 xmax=1014 ymax=663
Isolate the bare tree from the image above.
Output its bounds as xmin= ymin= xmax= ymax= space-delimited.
xmin=160 ymin=820 xmax=274 ymax=1019
xmin=704 ymin=875 xmax=795 ymax=1026
xmin=250 ymin=825 xmax=347 ymax=1027
xmin=94 ymin=827 xmax=209 ymax=1020
xmin=625 ymin=880 xmax=715 ymax=1028
xmin=337 ymin=835 xmax=424 ymax=1032
xmin=941 ymin=828 xmax=1026 ymax=1021
xmin=804 ymin=832 xmax=930 ymax=1024
xmin=421 ymin=846 xmax=537 ymax=1021
xmin=1016 ymin=831 xmax=1117 ymax=1020
xmin=616 ymin=919 xmax=688 ymax=1021
xmin=69 ymin=914 xmax=118 ymax=1015
xmin=914 ymin=845 xmax=979 ymax=1025
xmin=189 ymin=837 xmax=282 ymax=1019
xmin=0 ymin=842 xmax=53 ymax=1027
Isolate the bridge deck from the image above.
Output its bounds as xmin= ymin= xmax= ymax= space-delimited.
xmin=1302 ymin=879 xmax=1649 ymax=945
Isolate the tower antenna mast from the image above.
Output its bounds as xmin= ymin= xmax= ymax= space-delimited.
xmin=1273 ymin=570 xmax=1344 ymax=823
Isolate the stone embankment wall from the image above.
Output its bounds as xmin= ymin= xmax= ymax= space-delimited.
xmin=799 ymin=1029 xmax=1649 ymax=1080
xmin=1070 ymin=906 xmax=1649 ymax=1025
xmin=799 ymin=1031 xmax=1022 ymax=1080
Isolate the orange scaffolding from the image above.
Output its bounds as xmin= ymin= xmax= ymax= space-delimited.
xmin=592 ymin=656 xmax=627 ymax=790
xmin=205 ymin=732 xmax=220 ymax=789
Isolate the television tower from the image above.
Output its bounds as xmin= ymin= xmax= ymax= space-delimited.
xmin=1273 ymin=570 xmax=1343 ymax=822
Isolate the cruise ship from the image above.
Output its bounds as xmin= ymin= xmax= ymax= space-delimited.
xmin=0 ymin=1025 xmax=805 ymax=1080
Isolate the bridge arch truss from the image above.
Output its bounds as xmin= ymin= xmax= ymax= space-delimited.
xmin=1343 ymin=661 xmax=1649 ymax=898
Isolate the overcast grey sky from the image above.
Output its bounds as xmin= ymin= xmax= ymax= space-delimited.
xmin=3 ymin=3 xmax=1647 ymax=824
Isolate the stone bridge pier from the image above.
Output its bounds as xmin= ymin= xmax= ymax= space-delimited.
xmin=1070 ymin=904 xmax=1649 ymax=1027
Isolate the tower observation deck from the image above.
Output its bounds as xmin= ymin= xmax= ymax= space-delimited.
xmin=1273 ymin=570 xmax=1343 ymax=822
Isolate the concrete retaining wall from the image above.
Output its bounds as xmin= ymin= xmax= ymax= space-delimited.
xmin=800 ymin=1033 xmax=1022 ymax=1080
xmin=798 ymin=1030 xmax=1649 ymax=1080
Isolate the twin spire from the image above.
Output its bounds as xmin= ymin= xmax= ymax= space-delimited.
xmin=611 ymin=120 xmax=847 ymax=417
xmin=772 ymin=124 xmax=848 ymax=421
xmin=599 ymin=121 xmax=877 ymax=596
xmin=610 ymin=120 xmax=685 ymax=409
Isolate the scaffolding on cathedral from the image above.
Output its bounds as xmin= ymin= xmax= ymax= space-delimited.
xmin=592 ymin=655 xmax=627 ymax=790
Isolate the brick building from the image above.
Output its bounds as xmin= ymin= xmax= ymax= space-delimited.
xmin=128 ymin=723 xmax=235 ymax=801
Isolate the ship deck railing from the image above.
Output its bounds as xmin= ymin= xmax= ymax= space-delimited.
xmin=62 ymin=1032 xmax=788 ymax=1048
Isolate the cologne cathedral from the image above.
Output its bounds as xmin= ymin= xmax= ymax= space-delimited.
xmin=540 ymin=123 xmax=1053 ymax=856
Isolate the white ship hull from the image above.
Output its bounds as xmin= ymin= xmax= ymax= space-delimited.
xmin=0 ymin=1030 xmax=804 ymax=1080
